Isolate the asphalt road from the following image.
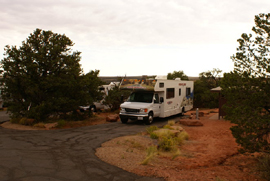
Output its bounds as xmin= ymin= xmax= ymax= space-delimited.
xmin=0 ymin=111 xmax=170 ymax=181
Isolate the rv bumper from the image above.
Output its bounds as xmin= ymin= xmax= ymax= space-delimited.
xmin=119 ymin=113 xmax=148 ymax=121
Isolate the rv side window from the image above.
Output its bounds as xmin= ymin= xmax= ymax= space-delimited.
xmin=179 ymin=88 xmax=181 ymax=96
xmin=159 ymin=83 xmax=164 ymax=88
xmin=166 ymin=88 xmax=175 ymax=99
xmin=186 ymin=87 xmax=191 ymax=96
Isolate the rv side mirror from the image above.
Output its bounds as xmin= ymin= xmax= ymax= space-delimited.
xmin=160 ymin=97 xmax=164 ymax=103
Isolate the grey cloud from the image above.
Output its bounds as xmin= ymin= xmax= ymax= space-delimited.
xmin=1 ymin=0 xmax=270 ymax=47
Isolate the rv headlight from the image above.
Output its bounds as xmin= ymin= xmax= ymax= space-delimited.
xmin=140 ymin=108 xmax=148 ymax=113
xmin=120 ymin=108 xmax=125 ymax=112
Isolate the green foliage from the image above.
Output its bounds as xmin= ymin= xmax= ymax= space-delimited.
xmin=103 ymin=85 xmax=131 ymax=111
xmin=0 ymin=28 xmax=102 ymax=122
xmin=10 ymin=117 xmax=20 ymax=124
xmin=167 ymin=70 xmax=189 ymax=80
xmin=56 ymin=119 xmax=66 ymax=128
xmin=155 ymin=129 xmax=174 ymax=138
xmin=175 ymin=131 xmax=189 ymax=145
xmin=146 ymin=125 xmax=189 ymax=152
xmin=194 ymin=68 xmax=222 ymax=108
xmin=145 ymin=125 xmax=189 ymax=161
xmin=221 ymin=13 xmax=270 ymax=153
xmin=146 ymin=125 xmax=159 ymax=134
xmin=150 ymin=132 xmax=159 ymax=139
xmin=163 ymin=125 xmax=172 ymax=129
xmin=19 ymin=117 xmax=28 ymax=125
xmin=141 ymin=146 xmax=157 ymax=165
xmin=167 ymin=120 xmax=175 ymax=126
xmin=172 ymin=148 xmax=181 ymax=160
xmin=156 ymin=129 xmax=189 ymax=151
xmin=158 ymin=135 xmax=177 ymax=151
xmin=257 ymin=154 xmax=270 ymax=180
xmin=33 ymin=122 xmax=46 ymax=128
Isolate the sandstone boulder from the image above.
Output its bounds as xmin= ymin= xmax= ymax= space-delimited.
xmin=179 ymin=119 xmax=203 ymax=126
xmin=106 ymin=114 xmax=119 ymax=122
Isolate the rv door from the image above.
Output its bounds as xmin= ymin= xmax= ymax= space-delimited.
xmin=152 ymin=93 xmax=161 ymax=117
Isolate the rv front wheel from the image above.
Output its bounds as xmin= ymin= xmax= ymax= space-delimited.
xmin=145 ymin=112 xmax=153 ymax=125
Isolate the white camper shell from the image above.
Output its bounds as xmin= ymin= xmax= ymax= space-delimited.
xmin=119 ymin=76 xmax=194 ymax=124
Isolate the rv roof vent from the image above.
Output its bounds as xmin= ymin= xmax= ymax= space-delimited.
xmin=155 ymin=75 xmax=167 ymax=80
xmin=175 ymin=78 xmax=181 ymax=81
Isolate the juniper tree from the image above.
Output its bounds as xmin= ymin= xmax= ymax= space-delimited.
xmin=221 ymin=13 xmax=270 ymax=153
xmin=1 ymin=28 xmax=102 ymax=121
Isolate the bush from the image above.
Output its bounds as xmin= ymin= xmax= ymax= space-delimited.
xmin=257 ymin=154 xmax=270 ymax=180
xmin=158 ymin=135 xmax=177 ymax=152
xmin=33 ymin=122 xmax=46 ymax=128
xmin=141 ymin=146 xmax=157 ymax=165
xmin=103 ymin=86 xmax=131 ymax=111
xmin=19 ymin=118 xmax=27 ymax=125
xmin=163 ymin=125 xmax=172 ymax=129
xmin=1 ymin=28 xmax=103 ymax=122
xmin=145 ymin=125 xmax=189 ymax=161
xmin=150 ymin=132 xmax=159 ymax=139
xmin=172 ymin=148 xmax=181 ymax=160
xmin=168 ymin=120 xmax=175 ymax=126
xmin=175 ymin=131 xmax=189 ymax=145
xmin=10 ymin=117 xmax=20 ymax=124
xmin=146 ymin=126 xmax=159 ymax=134
xmin=56 ymin=120 xmax=67 ymax=128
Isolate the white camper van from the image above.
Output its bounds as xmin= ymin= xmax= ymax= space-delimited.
xmin=119 ymin=76 xmax=194 ymax=124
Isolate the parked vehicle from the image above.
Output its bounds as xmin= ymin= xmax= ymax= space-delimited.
xmin=79 ymin=82 xmax=120 ymax=112
xmin=119 ymin=76 xmax=194 ymax=124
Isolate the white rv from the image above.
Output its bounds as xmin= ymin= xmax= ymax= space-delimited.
xmin=119 ymin=76 xmax=194 ymax=124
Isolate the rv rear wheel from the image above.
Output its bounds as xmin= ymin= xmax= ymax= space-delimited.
xmin=145 ymin=112 xmax=153 ymax=125
xmin=90 ymin=105 xmax=97 ymax=112
xmin=181 ymin=107 xmax=185 ymax=116
xmin=121 ymin=118 xmax=128 ymax=124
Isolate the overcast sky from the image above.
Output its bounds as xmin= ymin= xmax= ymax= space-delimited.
xmin=1 ymin=0 xmax=270 ymax=77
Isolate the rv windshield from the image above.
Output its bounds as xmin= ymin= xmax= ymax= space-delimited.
xmin=127 ymin=92 xmax=154 ymax=103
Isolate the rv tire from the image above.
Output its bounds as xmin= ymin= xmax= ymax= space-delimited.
xmin=145 ymin=112 xmax=153 ymax=125
xmin=90 ymin=105 xmax=97 ymax=112
xmin=181 ymin=107 xmax=185 ymax=116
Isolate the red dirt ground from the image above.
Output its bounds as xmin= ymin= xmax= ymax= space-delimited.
xmin=96 ymin=109 xmax=266 ymax=181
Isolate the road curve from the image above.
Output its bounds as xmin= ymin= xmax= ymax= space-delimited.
xmin=0 ymin=113 xmax=166 ymax=181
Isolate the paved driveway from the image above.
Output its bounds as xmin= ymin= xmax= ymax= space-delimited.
xmin=0 ymin=112 xmax=167 ymax=181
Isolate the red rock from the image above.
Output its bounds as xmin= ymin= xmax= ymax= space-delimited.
xmin=106 ymin=114 xmax=119 ymax=122
xmin=179 ymin=119 xmax=203 ymax=126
